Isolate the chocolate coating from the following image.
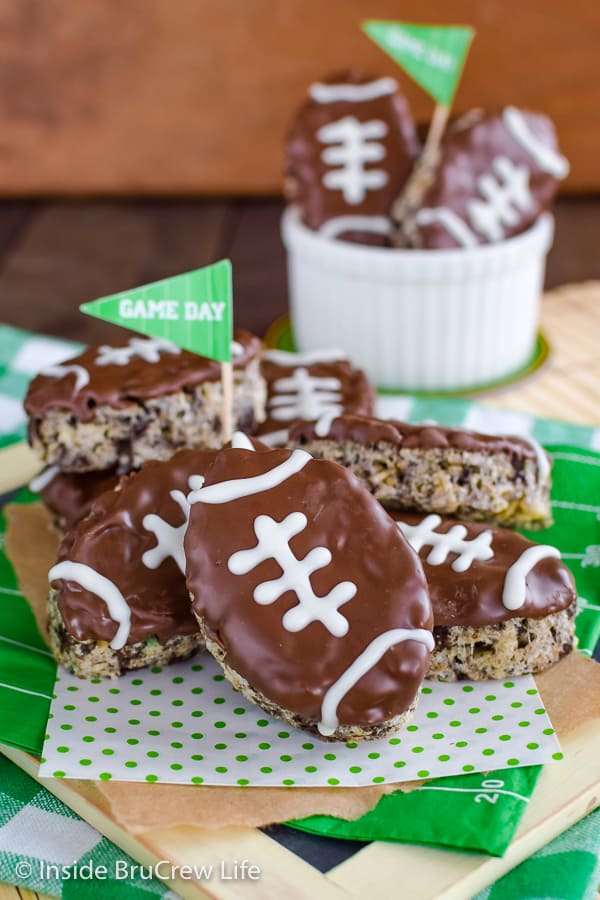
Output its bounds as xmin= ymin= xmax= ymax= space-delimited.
xmin=289 ymin=414 xmax=543 ymax=464
xmin=397 ymin=512 xmax=576 ymax=626
xmin=40 ymin=468 xmax=123 ymax=530
xmin=185 ymin=445 xmax=432 ymax=728
xmin=51 ymin=448 xmax=216 ymax=646
xmin=405 ymin=108 xmax=567 ymax=248
xmin=286 ymin=70 xmax=419 ymax=237
xmin=256 ymin=353 xmax=376 ymax=441
xmin=25 ymin=329 xmax=262 ymax=422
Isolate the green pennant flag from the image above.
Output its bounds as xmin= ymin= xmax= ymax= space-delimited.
xmin=80 ymin=259 xmax=233 ymax=362
xmin=363 ymin=21 xmax=474 ymax=106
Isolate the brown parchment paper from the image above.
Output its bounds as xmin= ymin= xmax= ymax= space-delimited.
xmin=5 ymin=502 xmax=600 ymax=835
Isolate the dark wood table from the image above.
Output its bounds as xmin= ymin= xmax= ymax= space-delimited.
xmin=0 ymin=197 xmax=599 ymax=343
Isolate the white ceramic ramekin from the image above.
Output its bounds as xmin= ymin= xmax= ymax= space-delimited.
xmin=282 ymin=207 xmax=554 ymax=391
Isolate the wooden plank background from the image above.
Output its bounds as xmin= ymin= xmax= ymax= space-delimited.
xmin=0 ymin=0 xmax=598 ymax=195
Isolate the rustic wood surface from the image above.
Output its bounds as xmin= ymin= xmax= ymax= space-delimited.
xmin=0 ymin=197 xmax=599 ymax=344
xmin=0 ymin=2 xmax=598 ymax=194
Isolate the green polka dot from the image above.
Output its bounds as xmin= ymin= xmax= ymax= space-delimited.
xmin=87 ymin=697 xmax=99 ymax=704
xmin=527 ymin=742 xmax=539 ymax=750
xmin=259 ymin=742 xmax=270 ymax=750
xmin=215 ymin=742 xmax=227 ymax=750
xmin=172 ymin=676 xmax=184 ymax=684
xmin=432 ymin=733 xmax=444 ymax=740
xmin=438 ymin=754 xmax=450 ymax=762
xmin=305 ymin=765 xmax=317 ymax=773
xmin=106 ymin=707 xmax=118 ymax=714
xmin=191 ymin=687 xmax=203 ymax=695
xmin=191 ymin=754 xmax=204 ymax=761
xmin=499 ymin=734 xmax=511 ymax=742
xmin=108 ymin=687 xmax=120 ymax=695
xmin=191 ymin=776 xmax=204 ymax=784
xmin=278 ymin=731 xmax=290 ymax=739
xmin=90 ymin=678 xmax=102 ymax=685
xmin=146 ymin=774 xmax=159 ymax=782
xmin=147 ymin=750 xmax=159 ymax=758
xmin=192 ymin=732 xmax=204 ymax=740
xmin=534 ymin=708 xmax=546 ymax=715
xmin=127 ymin=738 xmax=139 ymax=746
xmin=130 ymin=699 xmax=142 ymax=706
xmin=475 ymin=727 xmax=488 ymax=734
xmin=543 ymin=727 xmax=554 ymax=735
xmin=388 ymin=738 xmax=401 ymax=745
xmin=60 ymin=724 xmax=72 ymax=731
xmin=171 ymin=741 xmax=183 ymax=749
xmin=191 ymin=711 xmax=203 ymax=718
xmin=61 ymin=704 xmax=74 ymax=712
xmin=492 ymin=714 xmax=504 ymax=721
xmin=132 ymin=678 xmax=143 ymax=685
xmin=345 ymin=741 xmax=358 ymax=749
xmin=79 ymin=759 xmax=92 ymax=767
xmin=214 ymin=721 xmax=226 ymax=729
xmin=443 ymin=698 xmax=455 ymax=706
xmin=191 ymin=664 xmax=203 ymax=672
xmin=171 ymin=721 xmax=183 ymax=728
xmin=367 ymin=752 xmax=379 ymax=760
xmin=125 ymin=761 xmax=137 ymax=768
xmin=511 ymin=701 xmax=523 ymax=708
xmin=104 ymin=726 xmax=116 ymax=734
xmin=462 ymin=685 xmax=474 ymax=693
xmin=412 ymin=746 xmax=424 ymax=754
xmin=172 ymin=700 xmax=184 ymax=707
xmin=234 ymin=732 xmax=246 ymax=740
xmin=552 ymin=752 xmax=564 ymax=761
xmin=421 ymin=686 xmax=432 ymax=694
xmin=236 ymin=754 xmax=248 ymax=762
xmin=503 ymin=681 xmax=514 ymax=688
xmin=280 ymin=754 xmax=292 ymax=762
xmin=526 ymin=688 xmax=538 ymax=695
xmin=151 ymin=666 xmax=162 ymax=674
xmin=406 ymin=725 xmax=419 ymax=732
xmin=462 ymin=765 xmax=474 ymax=773
xmin=237 ymin=779 xmax=249 ymax=786
xmin=148 ymin=729 xmax=160 ymax=737
xmin=449 ymin=720 xmax=461 ymax=727
xmin=148 ymin=710 xmax=160 ymax=717
xmin=233 ymin=707 xmax=246 ymax=715
xmin=213 ymin=674 xmax=225 ymax=682
xmin=57 ymin=746 xmax=69 ymax=753
xmin=67 ymin=685 xmax=78 ymax=692
xmin=349 ymin=765 xmax=362 ymax=773
xmin=283 ymin=779 xmax=295 ymax=786
xmin=213 ymin=697 xmax=225 ymax=705
xmin=260 ymin=766 xmax=272 ymax=774
xmin=257 ymin=719 xmax=269 ymax=727
xmin=468 ymin=708 xmax=480 ymax=715
xmin=82 ymin=736 xmax=94 ymax=743
xmin=102 ymin=748 xmax=114 ymax=756
xmin=53 ymin=771 xmax=65 ymax=778
xmin=324 ymin=753 xmax=337 ymax=761
xmin=484 ymin=694 xmax=496 ymax=702
xmin=84 ymin=716 xmax=97 ymax=722
xmin=303 ymin=742 xmax=315 ymax=750
xmin=170 ymin=763 xmax=183 ymax=771
xmin=518 ymin=720 xmax=531 ymax=728
xmin=426 ymin=711 xmax=438 ymax=719
xmin=394 ymin=760 xmax=406 ymax=768
xmin=372 ymin=776 xmax=385 ymax=783
xmin=417 ymin=770 xmax=430 ymax=778
xmin=482 ymin=748 xmax=495 ymax=756
xmin=455 ymin=740 xmax=468 ymax=748
xmin=328 ymin=778 xmax=340 ymax=786
xmin=507 ymin=758 xmax=520 ymax=766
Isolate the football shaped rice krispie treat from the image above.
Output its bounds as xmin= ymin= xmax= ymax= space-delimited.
xmin=25 ymin=330 xmax=265 ymax=472
xmin=185 ymin=435 xmax=434 ymax=741
xmin=288 ymin=414 xmax=552 ymax=528
xmin=47 ymin=448 xmax=215 ymax=678
xmin=256 ymin=348 xmax=375 ymax=446
xmin=396 ymin=512 xmax=577 ymax=681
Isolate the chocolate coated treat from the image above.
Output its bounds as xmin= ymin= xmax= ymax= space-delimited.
xmin=396 ymin=107 xmax=569 ymax=249
xmin=395 ymin=511 xmax=577 ymax=680
xmin=256 ymin=348 xmax=376 ymax=446
xmin=32 ymin=466 xmax=123 ymax=531
xmin=25 ymin=330 xmax=266 ymax=471
xmin=286 ymin=70 xmax=419 ymax=243
xmin=185 ymin=441 xmax=433 ymax=740
xmin=288 ymin=414 xmax=552 ymax=528
xmin=47 ymin=448 xmax=216 ymax=677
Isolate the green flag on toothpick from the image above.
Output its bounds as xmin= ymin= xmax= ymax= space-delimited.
xmin=80 ymin=259 xmax=233 ymax=362
xmin=362 ymin=21 xmax=474 ymax=106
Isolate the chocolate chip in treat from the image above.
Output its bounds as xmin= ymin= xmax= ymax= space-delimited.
xmin=185 ymin=441 xmax=433 ymax=740
xmin=286 ymin=70 xmax=419 ymax=242
xmin=396 ymin=107 xmax=569 ymax=249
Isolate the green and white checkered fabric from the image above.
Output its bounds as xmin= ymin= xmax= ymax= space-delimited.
xmin=0 ymin=325 xmax=82 ymax=451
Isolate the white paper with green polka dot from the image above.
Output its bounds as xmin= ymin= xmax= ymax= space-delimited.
xmin=38 ymin=656 xmax=562 ymax=787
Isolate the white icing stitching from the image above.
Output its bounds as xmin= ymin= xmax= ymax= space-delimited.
xmin=188 ymin=449 xmax=311 ymax=506
xmin=29 ymin=465 xmax=60 ymax=493
xmin=317 ymin=117 xmax=389 ymax=205
xmin=95 ymin=337 xmax=181 ymax=367
xmin=467 ymin=156 xmax=533 ymax=242
xmin=415 ymin=207 xmax=479 ymax=248
xmin=268 ymin=368 xmax=343 ymax=422
xmin=41 ymin=364 xmax=90 ymax=391
xmin=319 ymin=215 xmax=392 ymax=239
xmin=309 ymin=77 xmax=397 ymax=104
xmin=503 ymin=107 xmax=569 ymax=179
xmin=397 ymin=514 xmax=494 ymax=573
xmin=48 ymin=561 xmax=131 ymax=650
xmin=263 ymin=349 xmax=347 ymax=366
xmin=502 ymin=545 xmax=561 ymax=611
